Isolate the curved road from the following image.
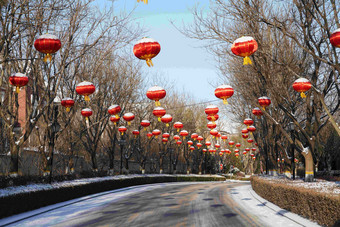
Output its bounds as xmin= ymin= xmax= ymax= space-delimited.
xmin=1 ymin=181 xmax=319 ymax=227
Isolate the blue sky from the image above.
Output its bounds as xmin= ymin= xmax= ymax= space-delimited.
xmin=107 ymin=0 xmax=221 ymax=102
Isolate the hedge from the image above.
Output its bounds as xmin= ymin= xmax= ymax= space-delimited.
xmin=251 ymin=176 xmax=340 ymax=227
xmin=0 ymin=175 xmax=225 ymax=218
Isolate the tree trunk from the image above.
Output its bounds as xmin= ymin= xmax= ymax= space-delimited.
xmin=302 ymin=148 xmax=314 ymax=182
xmin=9 ymin=145 xmax=19 ymax=175
xmin=91 ymin=152 xmax=98 ymax=170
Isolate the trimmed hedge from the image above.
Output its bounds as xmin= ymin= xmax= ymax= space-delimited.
xmin=251 ymin=176 xmax=340 ymax=227
xmin=0 ymin=175 xmax=225 ymax=218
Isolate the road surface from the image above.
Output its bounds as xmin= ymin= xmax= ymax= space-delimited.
xmin=0 ymin=181 xmax=320 ymax=227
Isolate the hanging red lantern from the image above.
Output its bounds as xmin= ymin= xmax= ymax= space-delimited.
xmin=197 ymin=136 xmax=204 ymax=142
xmin=197 ymin=143 xmax=202 ymax=149
xmin=215 ymin=85 xmax=234 ymax=104
xmin=243 ymin=118 xmax=254 ymax=128
xmin=235 ymin=153 xmax=239 ymax=158
xmin=252 ymin=107 xmax=263 ymax=118
xmin=133 ymin=37 xmax=161 ymax=67
xmin=81 ymin=108 xmax=92 ymax=122
xmin=210 ymin=129 xmax=218 ymax=138
xmin=243 ymin=151 xmax=247 ymax=155
xmin=34 ymin=34 xmax=61 ymax=62
xmin=61 ymin=98 xmax=75 ymax=112
xmin=205 ymin=141 xmax=211 ymax=146
xmin=189 ymin=146 xmax=195 ymax=151
xmin=108 ymin=105 xmax=121 ymax=117
xmin=152 ymin=129 xmax=161 ymax=138
xmin=110 ymin=115 xmax=120 ymax=125
xmin=140 ymin=120 xmax=151 ymax=130
xmin=231 ymin=36 xmax=258 ymax=65
xmin=226 ymin=149 xmax=231 ymax=154
xmin=187 ymin=140 xmax=193 ymax=146
xmin=258 ymin=96 xmax=271 ymax=110
xmin=251 ymin=148 xmax=257 ymax=152
xmin=248 ymin=126 xmax=256 ymax=134
xmin=132 ymin=130 xmax=140 ymax=137
xmin=191 ymin=133 xmax=198 ymax=141
xmin=221 ymin=135 xmax=228 ymax=141
xmin=205 ymin=105 xmax=219 ymax=116
xmin=330 ymin=28 xmax=340 ymax=47
xmin=153 ymin=107 xmax=166 ymax=122
xmin=235 ymin=143 xmax=241 ymax=148
xmin=241 ymin=128 xmax=249 ymax=134
xmin=245 ymin=148 xmax=250 ymax=152
xmin=229 ymin=141 xmax=235 ymax=147
xmin=215 ymin=144 xmax=221 ymax=149
xmin=255 ymin=142 xmax=258 ymax=146
xmin=219 ymin=151 xmax=223 ymax=156
xmin=250 ymin=153 xmax=255 ymax=157
xmin=209 ymin=149 xmax=215 ymax=153
xmin=179 ymin=130 xmax=189 ymax=139
xmin=292 ymin=78 xmax=312 ymax=98
xmin=123 ymin=113 xmax=135 ymax=125
xmin=9 ymin=73 xmax=29 ymax=94
xmin=118 ymin=126 xmax=127 ymax=135
xmin=146 ymin=86 xmax=166 ymax=106
xmin=147 ymin=132 xmax=153 ymax=139
xmin=207 ymin=114 xmax=219 ymax=122
xmin=162 ymin=138 xmax=168 ymax=144
xmin=294 ymin=158 xmax=299 ymax=163
xmin=76 ymin=81 xmax=96 ymax=102
xmin=173 ymin=135 xmax=180 ymax=141
xmin=216 ymin=133 xmax=221 ymax=138
xmin=242 ymin=134 xmax=249 ymax=139
xmin=176 ymin=140 xmax=182 ymax=146
xmin=252 ymin=156 xmax=256 ymax=160
xmin=174 ymin=122 xmax=183 ymax=132
xmin=234 ymin=149 xmax=240 ymax=153
xmin=162 ymin=133 xmax=170 ymax=139
xmin=247 ymin=138 xmax=254 ymax=144
xmin=161 ymin=114 xmax=172 ymax=127
xmin=202 ymin=148 xmax=207 ymax=153
xmin=207 ymin=121 xmax=217 ymax=129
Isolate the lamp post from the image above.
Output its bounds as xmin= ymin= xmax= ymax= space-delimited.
xmin=119 ymin=136 xmax=126 ymax=174
xmin=289 ymin=122 xmax=295 ymax=180
xmin=49 ymin=98 xmax=61 ymax=184
xmin=12 ymin=121 xmax=21 ymax=175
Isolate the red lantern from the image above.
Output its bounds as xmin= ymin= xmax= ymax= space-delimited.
xmin=229 ymin=141 xmax=235 ymax=147
xmin=34 ymin=34 xmax=61 ymax=62
xmin=61 ymin=98 xmax=75 ymax=112
xmin=209 ymin=149 xmax=215 ymax=153
xmin=235 ymin=153 xmax=239 ymax=157
xmin=176 ymin=140 xmax=182 ymax=146
xmin=202 ymin=148 xmax=207 ymax=153
xmin=219 ymin=151 xmax=223 ymax=156
xmin=205 ymin=105 xmax=219 ymax=116
xmin=197 ymin=136 xmax=204 ymax=142
xmin=292 ymin=78 xmax=312 ymax=98
xmin=162 ymin=133 xmax=170 ymax=139
xmin=141 ymin=120 xmax=151 ymax=130
xmin=231 ymin=36 xmax=258 ymax=65
xmin=235 ymin=143 xmax=241 ymax=148
xmin=191 ymin=133 xmax=198 ymax=140
xmin=251 ymin=148 xmax=257 ymax=152
xmin=123 ymin=113 xmax=135 ymax=125
xmin=207 ymin=121 xmax=217 ymax=129
xmin=179 ymin=130 xmax=189 ymax=139
xmin=132 ymin=130 xmax=140 ymax=137
xmin=152 ymin=129 xmax=161 ymax=138
xmin=133 ymin=37 xmax=161 ymax=67
xmin=243 ymin=118 xmax=254 ymax=128
xmin=207 ymin=114 xmax=219 ymax=122
xmin=118 ymin=126 xmax=127 ymax=135
xmin=243 ymin=151 xmax=247 ymax=155
xmin=108 ymin=105 xmax=121 ymax=117
xmin=252 ymin=156 xmax=256 ymax=160
xmin=76 ymin=81 xmax=96 ymax=102
xmin=215 ymin=85 xmax=234 ymax=104
xmin=245 ymin=148 xmax=250 ymax=152
xmin=81 ymin=108 xmax=92 ymax=122
xmin=147 ymin=132 xmax=153 ymax=139
xmin=210 ymin=129 xmax=218 ymax=138
xmin=146 ymin=86 xmax=166 ymax=106
xmin=247 ymin=138 xmax=254 ymax=144
xmin=255 ymin=143 xmax=258 ymax=146
xmin=221 ymin=135 xmax=228 ymax=141
xmin=189 ymin=146 xmax=195 ymax=151
xmin=110 ymin=115 xmax=120 ymax=125
xmin=258 ymin=96 xmax=271 ymax=110
xmin=173 ymin=135 xmax=180 ymax=141
xmin=197 ymin=143 xmax=202 ymax=149
xmin=162 ymin=138 xmax=168 ymax=144
xmin=250 ymin=153 xmax=255 ymax=157
xmin=9 ymin=73 xmax=29 ymax=94
xmin=242 ymin=134 xmax=249 ymax=139
xmin=215 ymin=144 xmax=221 ymax=149
xmin=330 ymin=28 xmax=340 ymax=47
xmin=216 ymin=133 xmax=221 ymax=138
xmin=174 ymin=122 xmax=183 ymax=132
xmin=241 ymin=128 xmax=249 ymax=134
xmin=205 ymin=141 xmax=211 ymax=146
xmin=161 ymin=114 xmax=172 ymax=127
xmin=234 ymin=149 xmax=240 ymax=154
xmin=294 ymin=158 xmax=298 ymax=163
xmin=248 ymin=126 xmax=256 ymax=133
xmin=187 ymin=140 xmax=193 ymax=146
xmin=226 ymin=149 xmax=231 ymax=154
xmin=252 ymin=107 xmax=263 ymax=118
xmin=153 ymin=107 xmax=166 ymax=122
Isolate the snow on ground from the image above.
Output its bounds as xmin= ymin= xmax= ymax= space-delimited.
xmin=0 ymin=174 xmax=224 ymax=198
xmin=257 ymin=175 xmax=340 ymax=195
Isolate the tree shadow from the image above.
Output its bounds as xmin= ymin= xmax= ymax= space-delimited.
xmin=223 ymin=213 xmax=238 ymax=218
xmin=241 ymin=198 xmax=252 ymax=200
xmin=210 ymin=204 xmax=224 ymax=208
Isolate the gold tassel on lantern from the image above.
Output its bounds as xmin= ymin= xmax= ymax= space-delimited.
xmin=16 ymin=86 xmax=20 ymax=93
xmin=146 ymin=58 xmax=153 ymax=67
xmin=128 ymin=122 xmax=131 ymax=126
xmin=43 ymin=53 xmax=52 ymax=62
xmin=66 ymin=107 xmax=70 ymax=112
xmin=223 ymin=99 xmax=228 ymax=105
xmin=243 ymin=56 xmax=252 ymax=65
xmin=301 ymin=92 xmax=306 ymax=98
xmin=158 ymin=117 xmax=161 ymax=122
xmin=166 ymin=123 xmax=169 ymax=127
xmin=84 ymin=95 xmax=90 ymax=102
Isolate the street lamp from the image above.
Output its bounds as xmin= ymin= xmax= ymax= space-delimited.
xmin=288 ymin=122 xmax=295 ymax=180
xmin=49 ymin=98 xmax=61 ymax=183
xmin=119 ymin=137 xmax=126 ymax=174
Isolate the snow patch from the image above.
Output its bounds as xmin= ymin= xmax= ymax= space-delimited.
xmin=233 ymin=36 xmax=255 ymax=43
xmin=77 ymin=81 xmax=93 ymax=87
xmin=147 ymin=86 xmax=164 ymax=92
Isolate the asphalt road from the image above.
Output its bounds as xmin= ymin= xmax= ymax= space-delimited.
xmin=50 ymin=181 xmax=262 ymax=227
